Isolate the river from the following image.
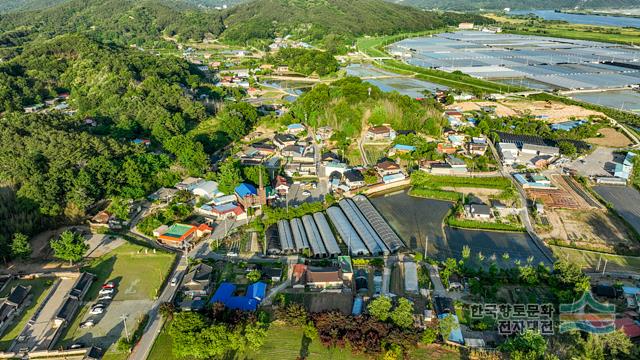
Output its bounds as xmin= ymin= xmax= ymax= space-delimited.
xmin=510 ymin=10 xmax=640 ymax=28
xmin=370 ymin=190 xmax=551 ymax=266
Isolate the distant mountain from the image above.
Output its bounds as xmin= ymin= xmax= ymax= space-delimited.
xmin=221 ymin=0 xmax=489 ymax=43
xmin=389 ymin=0 xmax=640 ymax=11
xmin=0 ymin=0 xmax=68 ymax=14
xmin=0 ymin=0 xmax=225 ymax=44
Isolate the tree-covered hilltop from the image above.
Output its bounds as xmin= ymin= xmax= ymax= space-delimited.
xmin=265 ymin=48 xmax=340 ymax=76
xmin=0 ymin=34 xmax=214 ymax=219
xmin=0 ymin=0 xmax=225 ymax=46
xmin=221 ymin=0 xmax=489 ymax=44
xmin=391 ymin=0 xmax=640 ymax=11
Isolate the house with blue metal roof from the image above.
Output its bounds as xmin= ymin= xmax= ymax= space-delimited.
xmin=551 ymin=120 xmax=587 ymax=131
xmin=247 ymin=282 xmax=267 ymax=301
xmin=209 ymin=282 xmax=267 ymax=312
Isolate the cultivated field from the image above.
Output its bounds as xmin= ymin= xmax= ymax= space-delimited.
xmin=586 ymin=127 xmax=632 ymax=147
xmin=551 ymin=246 xmax=640 ymax=273
xmin=594 ymin=185 xmax=640 ymax=235
xmin=502 ymin=100 xmax=604 ymax=122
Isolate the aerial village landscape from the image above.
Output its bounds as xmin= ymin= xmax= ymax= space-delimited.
xmin=2 ymin=1 xmax=640 ymax=360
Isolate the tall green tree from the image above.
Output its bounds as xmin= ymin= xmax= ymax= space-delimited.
xmin=11 ymin=232 xmax=32 ymax=260
xmin=216 ymin=159 xmax=243 ymax=194
xmin=368 ymin=296 xmax=392 ymax=322
xmin=50 ymin=230 xmax=88 ymax=265
xmin=390 ymin=298 xmax=414 ymax=328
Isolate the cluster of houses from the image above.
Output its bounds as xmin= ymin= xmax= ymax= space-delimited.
xmin=419 ymin=133 xmax=489 ymax=175
xmin=268 ymin=35 xmax=312 ymax=51
xmin=498 ymin=142 xmax=560 ymax=169
xmin=23 ymin=92 xmax=74 ymax=115
xmin=177 ymin=261 xmax=282 ymax=311
xmin=0 ymin=283 xmax=31 ymax=336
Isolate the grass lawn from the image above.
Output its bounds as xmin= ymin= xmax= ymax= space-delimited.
xmin=362 ymin=144 xmax=388 ymax=164
xmin=83 ymin=242 xmax=175 ymax=301
xmin=409 ymin=344 xmax=461 ymax=360
xmin=551 ymin=245 xmax=640 ymax=273
xmin=0 ymin=278 xmax=53 ymax=351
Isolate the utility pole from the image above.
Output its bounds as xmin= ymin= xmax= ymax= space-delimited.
xmin=596 ymin=255 xmax=602 ymax=271
xmin=424 ymin=235 xmax=428 ymax=260
xmin=121 ymin=315 xmax=130 ymax=343
xmin=602 ymin=259 xmax=608 ymax=275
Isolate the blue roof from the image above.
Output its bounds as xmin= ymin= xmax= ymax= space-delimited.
xmin=247 ymin=282 xmax=267 ymax=301
xmin=213 ymin=202 xmax=240 ymax=213
xmin=235 ymin=183 xmax=257 ymax=198
xmin=287 ymin=123 xmax=305 ymax=130
xmin=438 ymin=314 xmax=464 ymax=344
xmin=394 ymin=144 xmax=416 ymax=152
xmin=383 ymin=173 xmax=406 ymax=183
xmin=623 ymin=286 xmax=640 ymax=295
xmin=551 ymin=120 xmax=586 ymax=131
xmin=352 ymin=297 xmax=363 ymax=316
xmin=226 ymin=296 xmax=258 ymax=311
xmin=210 ymin=282 xmax=236 ymax=304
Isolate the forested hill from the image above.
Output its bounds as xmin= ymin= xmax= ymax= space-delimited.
xmin=220 ymin=0 xmax=489 ymax=44
xmin=0 ymin=0 xmax=225 ymax=45
xmin=391 ymin=0 xmax=640 ymax=11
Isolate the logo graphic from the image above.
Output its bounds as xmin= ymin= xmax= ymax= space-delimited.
xmin=559 ymin=292 xmax=615 ymax=334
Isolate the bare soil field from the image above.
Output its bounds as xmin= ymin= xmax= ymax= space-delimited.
xmin=502 ymin=100 xmax=604 ymax=122
xmin=586 ymin=127 xmax=632 ymax=147
xmin=539 ymin=209 xmax=639 ymax=254
xmin=454 ymin=101 xmax=517 ymax=117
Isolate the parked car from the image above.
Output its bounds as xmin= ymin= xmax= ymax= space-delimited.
xmin=98 ymin=295 xmax=112 ymax=301
xmin=99 ymin=288 xmax=114 ymax=295
xmin=90 ymin=306 xmax=104 ymax=315
xmin=102 ymin=282 xmax=115 ymax=289
xmin=80 ymin=320 xmax=94 ymax=328
xmin=302 ymin=190 xmax=311 ymax=197
xmin=170 ymin=276 xmax=179 ymax=287
xmin=69 ymin=343 xmax=84 ymax=349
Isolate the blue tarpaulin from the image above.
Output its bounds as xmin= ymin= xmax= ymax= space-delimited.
xmin=247 ymin=282 xmax=267 ymax=301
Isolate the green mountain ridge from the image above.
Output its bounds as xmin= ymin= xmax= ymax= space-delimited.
xmin=221 ymin=0 xmax=488 ymax=44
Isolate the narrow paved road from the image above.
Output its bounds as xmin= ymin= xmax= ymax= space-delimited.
xmin=486 ymin=139 xmax=555 ymax=264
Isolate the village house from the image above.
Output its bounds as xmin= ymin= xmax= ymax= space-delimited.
xmin=175 ymin=177 xmax=203 ymax=191
xmin=235 ymin=183 xmax=267 ymax=210
xmin=148 ymin=187 xmax=178 ymax=203
xmin=375 ymin=159 xmax=402 ymax=177
xmin=273 ymin=134 xmax=298 ymax=149
xmin=316 ymin=126 xmax=334 ymax=141
xmin=183 ymin=263 xmax=214 ymax=297
xmin=366 ymin=125 xmax=396 ymax=141
xmin=306 ymin=267 xmax=344 ymax=290
xmin=437 ymin=142 xmax=458 ymax=154
xmin=321 ymin=151 xmax=341 ymax=163
xmin=388 ymin=144 xmax=416 ymax=157
xmin=467 ymin=137 xmax=488 ymax=156
xmin=446 ymin=155 xmax=468 ymax=173
xmin=272 ymin=175 xmax=290 ymax=196
xmin=464 ymin=203 xmax=492 ymax=220
xmin=191 ymin=181 xmax=222 ymax=199
xmin=286 ymin=123 xmax=305 ymax=135
xmin=285 ymin=162 xmax=316 ymax=177
xmin=199 ymin=202 xmax=247 ymax=220
xmin=251 ymin=143 xmax=277 ymax=156
xmin=343 ymin=169 xmax=366 ymax=190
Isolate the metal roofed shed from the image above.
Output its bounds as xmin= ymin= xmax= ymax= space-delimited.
xmin=301 ymin=214 xmax=328 ymax=257
xmin=326 ymin=206 xmax=369 ymax=256
xmin=312 ymin=212 xmax=341 ymax=256
xmin=277 ymin=220 xmax=295 ymax=253
xmin=290 ymin=218 xmax=310 ymax=252
xmin=352 ymin=195 xmax=404 ymax=252
xmin=404 ymin=261 xmax=419 ymax=293
xmin=339 ymin=199 xmax=389 ymax=256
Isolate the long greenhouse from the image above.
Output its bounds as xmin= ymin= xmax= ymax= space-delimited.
xmin=326 ymin=206 xmax=370 ymax=256
xmin=339 ymin=199 xmax=389 ymax=256
xmin=290 ymin=218 xmax=310 ymax=252
xmin=301 ymin=214 xmax=328 ymax=257
xmin=313 ymin=212 xmax=341 ymax=256
xmin=353 ymin=195 xmax=404 ymax=252
xmin=277 ymin=220 xmax=295 ymax=253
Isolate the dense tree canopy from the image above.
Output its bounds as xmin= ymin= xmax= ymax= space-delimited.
xmin=266 ymin=48 xmax=339 ymax=76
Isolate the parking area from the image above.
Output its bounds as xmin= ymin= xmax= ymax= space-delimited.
xmin=281 ymin=183 xmax=324 ymax=207
xmin=569 ymin=147 xmax=619 ymax=177
xmin=60 ymin=243 xmax=174 ymax=351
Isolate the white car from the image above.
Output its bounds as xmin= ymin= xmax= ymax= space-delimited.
xmin=90 ymin=306 xmax=104 ymax=315
xmin=80 ymin=320 xmax=94 ymax=328
xmin=98 ymin=295 xmax=112 ymax=301
xmin=302 ymin=190 xmax=311 ymax=197
xmin=170 ymin=276 xmax=179 ymax=287
xmin=99 ymin=288 xmax=114 ymax=295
